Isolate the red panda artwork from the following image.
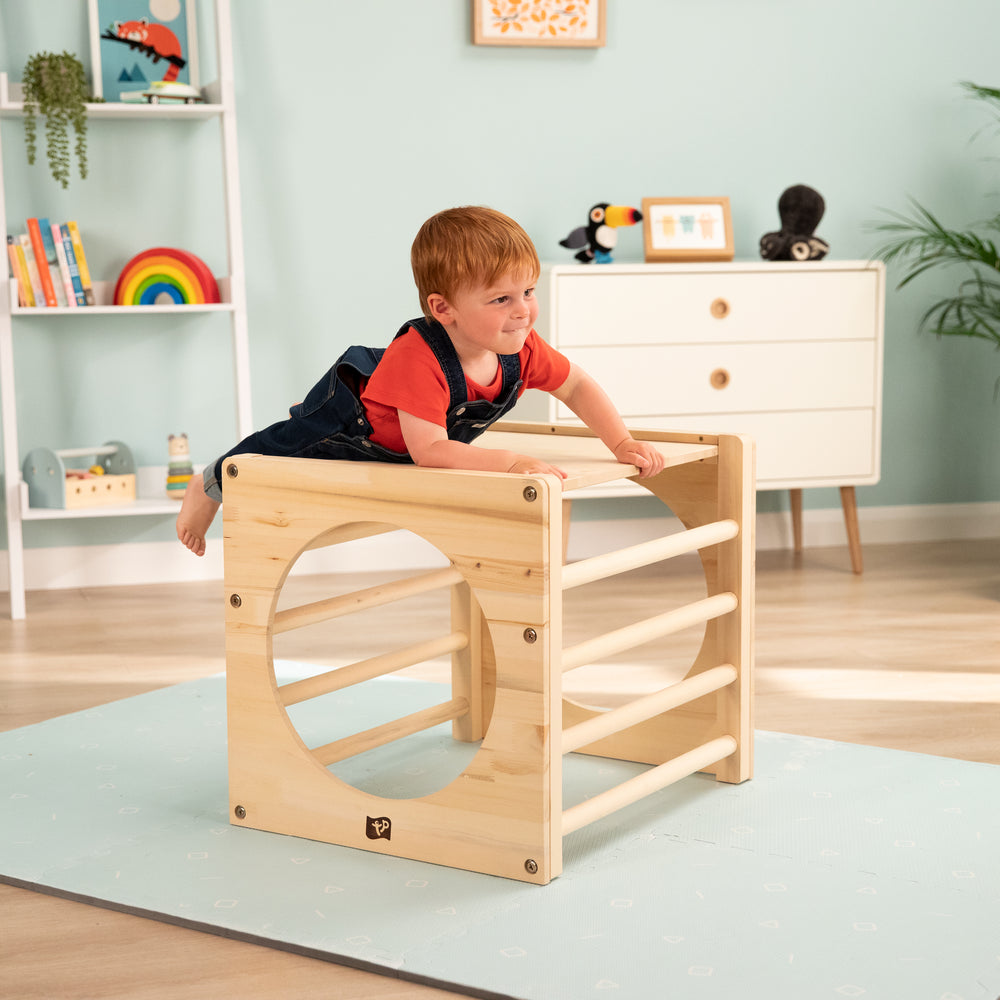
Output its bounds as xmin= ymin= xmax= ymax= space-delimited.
xmin=96 ymin=1 xmax=195 ymax=102
xmin=107 ymin=19 xmax=185 ymax=82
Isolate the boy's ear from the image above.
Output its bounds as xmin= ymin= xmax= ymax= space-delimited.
xmin=426 ymin=293 xmax=453 ymax=324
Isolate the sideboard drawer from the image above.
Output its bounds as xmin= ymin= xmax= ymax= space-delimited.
xmin=556 ymin=341 xmax=878 ymax=418
xmin=628 ymin=409 xmax=878 ymax=486
xmin=551 ymin=268 xmax=880 ymax=347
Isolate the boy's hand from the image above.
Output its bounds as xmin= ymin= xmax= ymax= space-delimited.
xmin=506 ymin=455 xmax=568 ymax=479
xmin=613 ymin=437 xmax=665 ymax=478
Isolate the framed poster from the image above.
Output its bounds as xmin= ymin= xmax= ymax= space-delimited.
xmin=473 ymin=0 xmax=606 ymax=47
xmin=88 ymin=0 xmax=199 ymax=102
xmin=641 ymin=197 xmax=735 ymax=262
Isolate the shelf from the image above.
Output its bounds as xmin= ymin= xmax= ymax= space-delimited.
xmin=20 ymin=497 xmax=182 ymax=520
xmin=17 ymin=468 xmax=188 ymax=520
xmin=1 ymin=0 xmax=250 ymax=619
xmin=9 ymin=278 xmax=235 ymax=315
xmin=0 ymin=73 xmax=223 ymax=120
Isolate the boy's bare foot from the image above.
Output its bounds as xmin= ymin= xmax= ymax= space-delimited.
xmin=176 ymin=474 xmax=220 ymax=557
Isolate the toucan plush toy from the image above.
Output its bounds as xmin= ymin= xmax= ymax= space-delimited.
xmin=759 ymin=184 xmax=829 ymax=261
xmin=560 ymin=203 xmax=643 ymax=263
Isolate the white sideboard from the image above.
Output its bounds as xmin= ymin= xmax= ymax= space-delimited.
xmin=535 ymin=260 xmax=886 ymax=572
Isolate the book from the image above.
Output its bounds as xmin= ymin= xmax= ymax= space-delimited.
xmin=18 ymin=234 xmax=46 ymax=307
xmin=37 ymin=218 xmax=68 ymax=307
xmin=25 ymin=218 xmax=58 ymax=307
xmin=7 ymin=235 xmax=31 ymax=307
xmin=66 ymin=221 xmax=95 ymax=305
xmin=58 ymin=225 xmax=88 ymax=306
xmin=50 ymin=222 xmax=78 ymax=308
xmin=12 ymin=238 xmax=35 ymax=307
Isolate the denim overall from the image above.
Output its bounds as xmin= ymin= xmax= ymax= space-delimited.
xmin=202 ymin=317 xmax=524 ymax=500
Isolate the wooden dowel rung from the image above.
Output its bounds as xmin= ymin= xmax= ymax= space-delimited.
xmin=561 ymin=664 xmax=738 ymax=754
xmin=273 ymin=565 xmax=464 ymax=634
xmin=562 ymin=735 xmax=738 ymax=836
xmin=562 ymin=520 xmax=739 ymax=591
xmin=279 ymin=631 xmax=469 ymax=706
xmin=562 ymin=592 xmax=738 ymax=673
xmin=311 ymin=697 xmax=469 ymax=766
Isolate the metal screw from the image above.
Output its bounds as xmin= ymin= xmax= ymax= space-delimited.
xmin=230 ymin=593 xmax=242 ymax=608
xmin=524 ymin=859 xmax=538 ymax=874
xmin=523 ymin=627 xmax=537 ymax=644
xmin=234 ymin=805 xmax=246 ymax=819
xmin=226 ymin=463 xmax=239 ymax=478
xmin=523 ymin=486 xmax=537 ymax=502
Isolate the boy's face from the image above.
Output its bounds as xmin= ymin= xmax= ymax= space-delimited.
xmin=431 ymin=270 xmax=540 ymax=357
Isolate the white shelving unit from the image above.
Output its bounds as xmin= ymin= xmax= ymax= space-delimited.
xmin=0 ymin=0 xmax=252 ymax=619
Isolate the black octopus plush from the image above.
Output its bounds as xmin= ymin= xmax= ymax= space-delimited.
xmin=759 ymin=184 xmax=829 ymax=261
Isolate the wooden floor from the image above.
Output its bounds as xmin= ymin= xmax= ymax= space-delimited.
xmin=2 ymin=538 xmax=997 ymax=1000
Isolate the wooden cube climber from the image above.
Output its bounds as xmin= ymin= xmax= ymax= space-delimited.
xmin=224 ymin=422 xmax=754 ymax=884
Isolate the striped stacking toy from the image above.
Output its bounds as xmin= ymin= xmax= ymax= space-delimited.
xmin=167 ymin=433 xmax=194 ymax=499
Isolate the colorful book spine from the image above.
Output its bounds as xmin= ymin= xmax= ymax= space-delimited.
xmin=7 ymin=235 xmax=31 ymax=307
xmin=50 ymin=223 xmax=78 ymax=308
xmin=37 ymin=218 xmax=68 ymax=307
xmin=59 ymin=225 xmax=88 ymax=307
xmin=25 ymin=218 xmax=58 ymax=307
xmin=66 ymin=221 xmax=95 ymax=305
xmin=18 ymin=234 xmax=46 ymax=307
xmin=12 ymin=239 xmax=35 ymax=307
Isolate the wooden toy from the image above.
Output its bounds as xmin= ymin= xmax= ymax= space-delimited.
xmin=113 ymin=248 xmax=220 ymax=305
xmin=224 ymin=422 xmax=754 ymax=884
xmin=166 ymin=433 xmax=194 ymax=499
xmin=22 ymin=440 xmax=136 ymax=509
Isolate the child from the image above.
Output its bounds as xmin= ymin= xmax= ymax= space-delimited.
xmin=177 ymin=206 xmax=664 ymax=556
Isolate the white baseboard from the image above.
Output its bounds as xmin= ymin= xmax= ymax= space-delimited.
xmin=2 ymin=501 xmax=998 ymax=593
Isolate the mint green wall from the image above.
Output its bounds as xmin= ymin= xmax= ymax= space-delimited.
xmin=2 ymin=1 xmax=998 ymax=553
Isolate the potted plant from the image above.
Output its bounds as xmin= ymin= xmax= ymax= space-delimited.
xmin=21 ymin=50 xmax=92 ymax=189
xmin=872 ymin=82 xmax=1000 ymax=359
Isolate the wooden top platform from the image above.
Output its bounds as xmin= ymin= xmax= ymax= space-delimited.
xmin=484 ymin=422 xmax=719 ymax=492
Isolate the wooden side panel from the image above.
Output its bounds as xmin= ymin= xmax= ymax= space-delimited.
xmin=224 ymin=454 xmax=564 ymax=883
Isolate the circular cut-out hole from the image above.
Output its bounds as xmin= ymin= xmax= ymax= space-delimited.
xmin=273 ymin=524 xmax=491 ymax=800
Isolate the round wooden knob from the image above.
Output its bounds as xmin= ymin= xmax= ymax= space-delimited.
xmin=709 ymin=297 xmax=730 ymax=319
xmin=710 ymin=368 xmax=730 ymax=389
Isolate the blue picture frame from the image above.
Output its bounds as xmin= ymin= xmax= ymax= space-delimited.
xmin=88 ymin=0 xmax=199 ymax=103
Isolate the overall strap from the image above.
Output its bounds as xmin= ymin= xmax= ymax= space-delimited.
xmin=394 ymin=317 xmax=522 ymax=408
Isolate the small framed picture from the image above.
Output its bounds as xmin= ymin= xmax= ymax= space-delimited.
xmin=473 ymin=0 xmax=606 ymax=48
xmin=88 ymin=0 xmax=200 ymax=103
xmin=641 ymin=197 xmax=735 ymax=263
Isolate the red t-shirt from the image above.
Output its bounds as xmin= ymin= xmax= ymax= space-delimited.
xmin=361 ymin=326 xmax=571 ymax=453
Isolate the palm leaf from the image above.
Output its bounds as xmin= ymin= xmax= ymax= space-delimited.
xmin=919 ymin=273 xmax=1000 ymax=346
xmin=868 ymin=80 xmax=1000 ymax=372
xmin=871 ymin=200 xmax=1000 ymax=287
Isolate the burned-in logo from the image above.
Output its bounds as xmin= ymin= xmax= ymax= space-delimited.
xmin=366 ymin=815 xmax=391 ymax=841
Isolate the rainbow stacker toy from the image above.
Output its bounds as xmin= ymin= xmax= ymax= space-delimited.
xmin=113 ymin=248 xmax=220 ymax=306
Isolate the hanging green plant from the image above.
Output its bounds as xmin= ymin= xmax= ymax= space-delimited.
xmin=21 ymin=50 xmax=92 ymax=189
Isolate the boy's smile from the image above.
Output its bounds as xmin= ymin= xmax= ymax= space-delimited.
xmin=429 ymin=271 xmax=540 ymax=375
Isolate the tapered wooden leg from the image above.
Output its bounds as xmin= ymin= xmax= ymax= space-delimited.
xmin=840 ymin=486 xmax=863 ymax=575
xmin=790 ymin=489 xmax=803 ymax=551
